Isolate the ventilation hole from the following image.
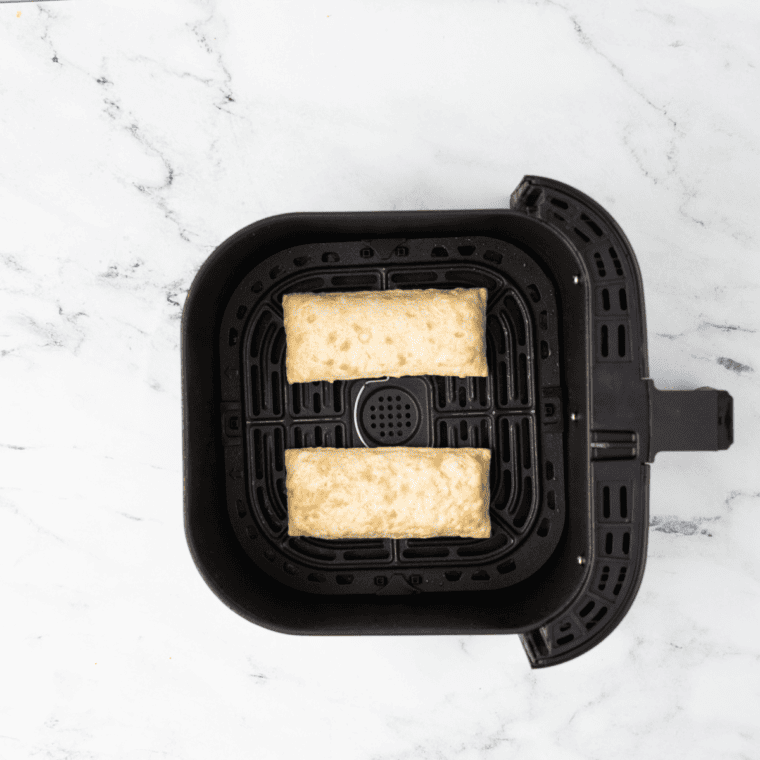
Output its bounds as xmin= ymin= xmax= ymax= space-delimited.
xmin=586 ymin=606 xmax=608 ymax=629
xmin=518 ymin=354 xmax=528 ymax=404
xmin=598 ymin=565 xmax=609 ymax=591
xmin=390 ymin=271 xmax=438 ymax=285
xmin=477 ymin=377 xmax=488 ymax=407
xmin=579 ymin=600 xmax=595 ymax=617
xmin=471 ymin=570 xmax=490 ymax=581
xmin=609 ymin=246 xmax=624 ymax=276
xmin=549 ymin=197 xmax=568 ymax=209
xmin=308 ymin=573 xmax=327 ymax=583
xmin=380 ymin=432 xmax=385 ymax=437
xmin=273 ymin=428 xmax=284 ymax=471
xmin=406 ymin=422 xmax=411 ymax=427
xmin=333 ymin=382 xmax=342 ymax=413
xmin=336 ymin=574 xmax=354 ymax=585
xmin=283 ymin=562 xmax=297 ymax=576
xmin=619 ymin=288 xmax=628 ymax=311
xmin=500 ymin=418 xmax=510 ymax=462
xmin=460 ymin=421 xmax=468 ymax=440
xmin=228 ymin=416 xmax=239 ymax=431
xmin=360 ymin=247 xmax=374 ymax=259
xmin=537 ymin=518 xmax=550 ymax=538
xmin=431 ymin=246 xmax=449 ymax=258
xmin=271 ymin=373 xmax=281 ymax=415
xmin=405 ymin=413 xmax=411 ymax=418
xmin=458 ymin=245 xmax=475 ymax=256
xmin=335 ymin=426 xmax=344 ymax=447
xmin=250 ymin=367 xmax=261 ymax=416
xmin=602 ymin=289 xmax=610 ymax=311
xmin=263 ymin=548 xmax=275 ymax=561
xmin=500 ymin=471 xmax=512 ymax=509
xmin=605 ymin=532 xmax=613 ymax=554
xmin=526 ymin=285 xmax=541 ymax=304
xmin=622 ymin=532 xmax=630 ymax=555
xmin=502 ymin=296 xmax=526 ymax=345
xmin=497 ymin=559 xmax=516 ymax=574
xmin=603 ymin=486 xmax=610 ymax=518
xmin=292 ymin=256 xmax=309 ymax=267
xmin=458 ymin=386 xmax=467 ymax=407
xmin=291 ymin=385 xmax=301 ymax=415
xmin=314 ymin=426 xmax=323 ymax=446
xmin=246 ymin=525 xmax=257 ymax=539
xmin=557 ymin=634 xmax=574 ymax=646
xmin=547 ymin=490 xmax=556 ymax=510
xmin=554 ymin=213 xmax=565 ymax=222
xmin=228 ymin=328 xmax=238 ymax=346
xmin=546 ymin=461 xmax=554 ymax=480
xmin=403 ymin=546 xmax=449 ymax=559
xmin=269 ymin=266 xmax=283 ymax=280
xmin=235 ymin=498 xmax=246 ymax=517
xmin=394 ymin=246 xmax=409 ymax=257
xmin=251 ymin=280 xmax=263 ymax=293
xmin=250 ymin=312 xmax=272 ymax=358
xmin=396 ymin=395 xmax=400 ymax=401
xmin=594 ymin=252 xmax=606 ymax=278
xmin=270 ymin=329 xmax=286 ymax=364
xmin=512 ymin=477 xmax=533 ymax=529
xmin=293 ymin=426 xmax=303 ymax=448
xmin=614 ymin=566 xmax=627 ymax=595
xmin=331 ymin=274 xmax=376 ymax=287
xmin=620 ymin=486 xmax=628 ymax=519
xmin=581 ymin=213 xmax=604 ymax=237
xmin=521 ymin=418 xmax=531 ymax=468
xmin=343 ymin=548 xmax=390 ymax=561
xmin=559 ymin=622 xmax=571 ymax=632
xmin=321 ymin=251 xmax=340 ymax=263
xmin=314 ymin=394 xmax=322 ymax=414
xmin=497 ymin=362 xmax=508 ymax=406
xmin=618 ymin=325 xmax=626 ymax=357
xmin=540 ymin=341 xmax=550 ymax=359
xmin=483 ymin=250 xmax=503 ymax=264
xmin=445 ymin=571 xmax=462 ymax=582
xmin=574 ymin=227 xmax=590 ymax=243
xmin=601 ymin=325 xmax=609 ymax=357
xmin=539 ymin=311 xmax=548 ymax=330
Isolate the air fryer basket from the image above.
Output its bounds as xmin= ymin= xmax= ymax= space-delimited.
xmin=182 ymin=176 xmax=733 ymax=667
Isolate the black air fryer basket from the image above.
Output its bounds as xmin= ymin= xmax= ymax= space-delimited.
xmin=182 ymin=177 xmax=733 ymax=667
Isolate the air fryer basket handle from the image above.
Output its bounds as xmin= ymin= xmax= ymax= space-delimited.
xmin=647 ymin=381 xmax=733 ymax=461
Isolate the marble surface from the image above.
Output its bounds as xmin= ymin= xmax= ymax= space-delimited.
xmin=2 ymin=0 xmax=760 ymax=757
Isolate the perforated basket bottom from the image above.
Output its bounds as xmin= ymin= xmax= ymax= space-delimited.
xmin=219 ymin=236 xmax=567 ymax=595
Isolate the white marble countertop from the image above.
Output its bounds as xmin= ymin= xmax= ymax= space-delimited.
xmin=2 ymin=1 xmax=759 ymax=757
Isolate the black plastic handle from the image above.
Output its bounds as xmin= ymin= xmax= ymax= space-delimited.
xmin=647 ymin=381 xmax=733 ymax=461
